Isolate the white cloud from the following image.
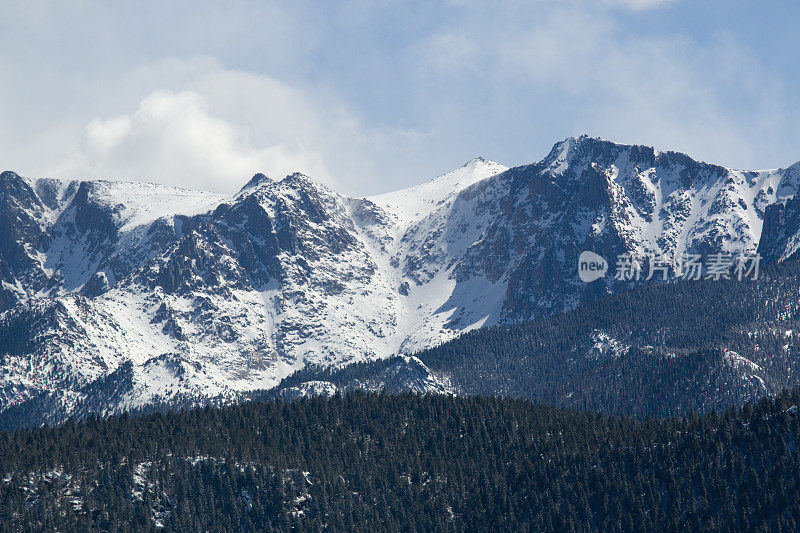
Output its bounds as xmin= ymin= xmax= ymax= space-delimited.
xmin=31 ymin=61 xmax=420 ymax=195
xmin=63 ymin=90 xmax=328 ymax=193
xmin=85 ymin=116 xmax=133 ymax=153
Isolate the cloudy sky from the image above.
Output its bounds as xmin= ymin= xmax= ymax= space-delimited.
xmin=1 ymin=0 xmax=798 ymax=195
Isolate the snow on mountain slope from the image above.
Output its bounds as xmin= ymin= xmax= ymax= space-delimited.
xmin=438 ymin=137 xmax=800 ymax=320
xmin=1 ymin=175 xmax=227 ymax=299
xmin=1 ymin=163 xmax=506 ymax=424
xmin=86 ymin=180 xmax=227 ymax=232
xmin=369 ymin=157 xmax=509 ymax=225
xmin=2 ymin=136 xmax=800 ymax=426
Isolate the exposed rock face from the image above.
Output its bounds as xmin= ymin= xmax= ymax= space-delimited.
xmin=1 ymin=136 xmax=798 ymax=426
xmin=0 ymin=171 xmax=51 ymax=307
xmin=757 ymin=162 xmax=800 ymax=264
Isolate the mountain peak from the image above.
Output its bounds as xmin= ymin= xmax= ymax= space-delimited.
xmin=540 ymin=135 xmax=664 ymax=177
xmin=462 ymin=156 xmax=488 ymax=167
xmin=0 ymin=170 xmax=25 ymax=188
xmin=1 ymin=169 xmax=21 ymax=179
xmin=281 ymin=171 xmax=312 ymax=183
xmin=238 ymin=172 xmax=271 ymax=193
xmin=367 ymin=157 xmax=509 ymax=225
xmin=461 ymin=156 xmax=507 ymax=171
xmin=547 ymin=134 xmax=621 ymax=156
xmin=278 ymin=172 xmax=334 ymax=195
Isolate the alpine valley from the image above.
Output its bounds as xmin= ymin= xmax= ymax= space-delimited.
xmin=3 ymin=135 xmax=800 ymax=428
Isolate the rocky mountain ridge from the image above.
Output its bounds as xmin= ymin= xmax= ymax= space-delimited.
xmin=2 ymin=135 xmax=800 ymax=425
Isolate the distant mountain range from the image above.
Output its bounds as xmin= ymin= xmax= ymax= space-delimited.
xmin=3 ymin=135 xmax=800 ymax=427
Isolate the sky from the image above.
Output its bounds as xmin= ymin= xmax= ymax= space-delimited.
xmin=1 ymin=0 xmax=798 ymax=196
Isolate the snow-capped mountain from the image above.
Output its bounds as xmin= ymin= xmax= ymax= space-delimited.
xmin=2 ymin=135 xmax=800 ymax=425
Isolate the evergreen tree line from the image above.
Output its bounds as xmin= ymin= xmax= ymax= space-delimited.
xmin=2 ymin=391 xmax=800 ymax=531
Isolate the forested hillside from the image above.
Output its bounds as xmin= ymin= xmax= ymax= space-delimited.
xmin=412 ymin=260 xmax=800 ymax=417
xmin=2 ymin=392 xmax=800 ymax=531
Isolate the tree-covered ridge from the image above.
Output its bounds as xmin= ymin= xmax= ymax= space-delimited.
xmin=2 ymin=391 xmax=800 ymax=531
xmin=411 ymin=259 xmax=800 ymax=417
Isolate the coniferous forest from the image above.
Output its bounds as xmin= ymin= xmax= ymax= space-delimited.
xmin=2 ymin=391 xmax=800 ymax=531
